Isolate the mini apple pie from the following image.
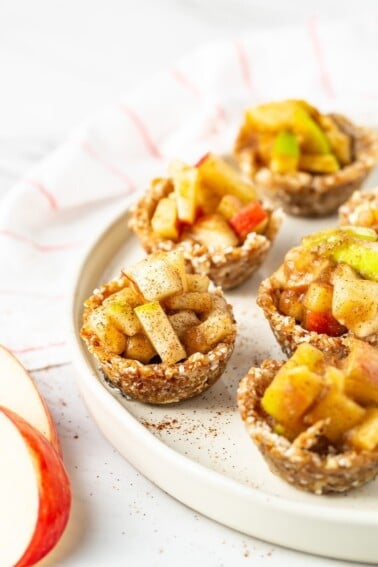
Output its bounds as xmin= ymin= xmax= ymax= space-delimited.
xmin=129 ymin=153 xmax=282 ymax=290
xmin=258 ymin=226 xmax=378 ymax=359
xmin=234 ymin=99 xmax=378 ymax=216
xmin=339 ymin=187 xmax=378 ymax=231
xmin=80 ymin=250 xmax=236 ymax=404
xmin=238 ymin=341 xmax=378 ymax=494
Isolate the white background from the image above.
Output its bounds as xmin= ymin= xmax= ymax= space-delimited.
xmin=0 ymin=1 xmax=376 ymax=565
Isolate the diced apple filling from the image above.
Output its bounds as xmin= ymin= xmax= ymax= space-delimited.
xmin=150 ymin=154 xmax=268 ymax=247
xmin=261 ymin=340 xmax=378 ymax=451
xmin=236 ymin=99 xmax=352 ymax=174
xmin=276 ymin=228 xmax=378 ymax=339
xmin=86 ymin=250 xmax=234 ymax=364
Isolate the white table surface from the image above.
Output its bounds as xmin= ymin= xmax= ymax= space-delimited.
xmin=0 ymin=1 xmax=375 ymax=565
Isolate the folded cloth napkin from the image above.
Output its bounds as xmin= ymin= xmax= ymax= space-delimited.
xmin=1 ymin=18 xmax=377 ymax=370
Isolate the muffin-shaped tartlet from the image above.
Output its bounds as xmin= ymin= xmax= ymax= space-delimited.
xmin=257 ymin=226 xmax=378 ymax=359
xmin=234 ymin=99 xmax=378 ymax=217
xmin=238 ymin=342 xmax=378 ymax=494
xmin=129 ymin=154 xmax=282 ymax=290
xmin=339 ymin=187 xmax=378 ymax=230
xmin=80 ymin=250 xmax=236 ymax=404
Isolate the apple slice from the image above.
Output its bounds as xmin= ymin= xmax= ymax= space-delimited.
xmin=229 ymin=201 xmax=268 ymax=241
xmin=0 ymin=407 xmax=71 ymax=567
xmin=196 ymin=153 xmax=257 ymax=204
xmin=0 ymin=345 xmax=61 ymax=454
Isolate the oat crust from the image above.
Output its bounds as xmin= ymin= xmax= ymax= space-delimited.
xmin=80 ymin=276 xmax=236 ymax=404
xmin=238 ymin=360 xmax=378 ymax=494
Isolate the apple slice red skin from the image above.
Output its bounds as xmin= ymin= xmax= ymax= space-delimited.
xmin=229 ymin=201 xmax=268 ymax=241
xmin=0 ymin=407 xmax=71 ymax=567
xmin=303 ymin=310 xmax=347 ymax=337
xmin=0 ymin=345 xmax=61 ymax=456
xmin=194 ymin=152 xmax=210 ymax=168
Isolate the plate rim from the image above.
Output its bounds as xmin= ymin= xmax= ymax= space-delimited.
xmin=67 ymin=202 xmax=378 ymax=563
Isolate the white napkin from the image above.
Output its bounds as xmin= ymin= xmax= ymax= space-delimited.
xmin=1 ymin=18 xmax=377 ymax=370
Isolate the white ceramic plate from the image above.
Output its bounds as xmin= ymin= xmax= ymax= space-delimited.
xmin=68 ymin=194 xmax=378 ymax=564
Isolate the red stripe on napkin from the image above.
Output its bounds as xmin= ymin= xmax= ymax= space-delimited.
xmin=25 ymin=179 xmax=58 ymax=210
xmin=82 ymin=141 xmax=136 ymax=191
xmin=171 ymin=68 xmax=202 ymax=98
xmin=120 ymin=104 xmax=163 ymax=160
xmin=307 ymin=17 xmax=335 ymax=98
xmin=10 ymin=341 xmax=66 ymax=355
xmin=0 ymin=289 xmax=64 ymax=300
xmin=235 ymin=41 xmax=256 ymax=97
xmin=0 ymin=229 xmax=83 ymax=252
xmin=171 ymin=68 xmax=227 ymax=122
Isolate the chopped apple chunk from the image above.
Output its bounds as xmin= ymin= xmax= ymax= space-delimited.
xmin=170 ymin=160 xmax=199 ymax=224
xmin=186 ymin=274 xmax=210 ymax=292
xmin=151 ymin=197 xmax=179 ymax=240
xmin=134 ymin=302 xmax=187 ymax=364
xmin=305 ymin=390 xmax=365 ymax=444
xmin=347 ymin=409 xmax=378 ymax=451
xmin=86 ymin=307 xmax=126 ymax=354
xmin=125 ymin=333 xmax=157 ymax=363
xmin=261 ymin=365 xmax=324 ymax=436
xmin=126 ymin=252 xmax=184 ymax=302
xmin=197 ymin=153 xmax=257 ymax=204
xmin=216 ymin=194 xmax=243 ymax=220
xmin=186 ymin=213 xmax=239 ymax=249
xmin=169 ymin=310 xmax=200 ymax=339
xmin=103 ymin=300 xmax=141 ymax=336
xmin=343 ymin=339 xmax=378 ymax=405
xmin=164 ymin=292 xmax=213 ymax=313
xmin=183 ymin=309 xmax=234 ymax=355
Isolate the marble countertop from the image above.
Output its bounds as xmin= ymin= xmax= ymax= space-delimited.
xmin=0 ymin=1 xmax=375 ymax=565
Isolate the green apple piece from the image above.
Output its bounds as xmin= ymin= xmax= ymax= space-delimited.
xmin=270 ymin=131 xmax=300 ymax=173
xmin=293 ymin=108 xmax=331 ymax=154
xmin=245 ymin=101 xmax=330 ymax=154
xmin=302 ymin=226 xmax=377 ymax=252
xmin=333 ymin=240 xmax=378 ymax=282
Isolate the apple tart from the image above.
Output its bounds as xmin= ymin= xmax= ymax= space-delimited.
xmin=129 ymin=154 xmax=282 ymax=290
xmin=80 ymin=250 xmax=236 ymax=404
xmin=234 ymin=100 xmax=378 ymax=217
xmin=238 ymin=342 xmax=378 ymax=494
xmin=257 ymin=227 xmax=378 ymax=359
xmin=339 ymin=187 xmax=378 ymax=231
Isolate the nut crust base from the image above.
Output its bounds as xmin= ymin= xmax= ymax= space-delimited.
xmin=238 ymin=360 xmax=378 ymax=494
xmin=339 ymin=186 xmax=378 ymax=230
xmin=81 ymin=276 xmax=236 ymax=404
xmin=235 ymin=114 xmax=378 ymax=217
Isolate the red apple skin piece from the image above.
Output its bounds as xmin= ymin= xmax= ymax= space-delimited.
xmin=303 ymin=310 xmax=347 ymax=337
xmin=0 ymin=345 xmax=61 ymax=455
xmin=194 ymin=152 xmax=210 ymax=168
xmin=229 ymin=201 xmax=268 ymax=241
xmin=0 ymin=407 xmax=71 ymax=567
